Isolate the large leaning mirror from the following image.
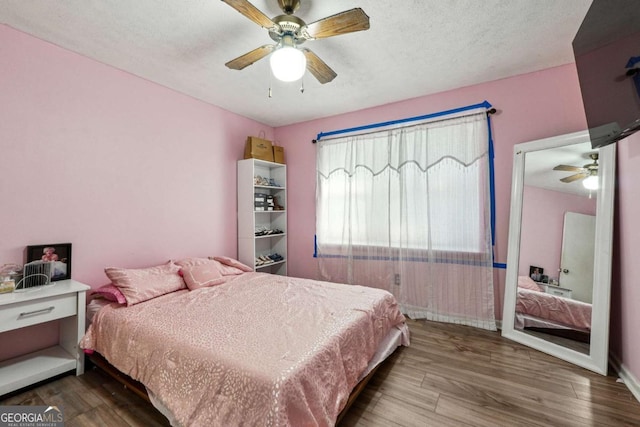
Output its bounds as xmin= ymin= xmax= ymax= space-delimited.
xmin=502 ymin=130 xmax=615 ymax=375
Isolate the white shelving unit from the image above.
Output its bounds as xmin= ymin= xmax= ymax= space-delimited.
xmin=237 ymin=158 xmax=287 ymax=276
xmin=0 ymin=279 xmax=90 ymax=396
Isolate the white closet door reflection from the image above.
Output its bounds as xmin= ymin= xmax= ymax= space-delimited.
xmin=560 ymin=212 xmax=595 ymax=304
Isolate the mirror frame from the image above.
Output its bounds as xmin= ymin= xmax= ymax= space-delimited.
xmin=502 ymin=130 xmax=615 ymax=375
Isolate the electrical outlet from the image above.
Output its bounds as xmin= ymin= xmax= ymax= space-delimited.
xmin=394 ymin=274 xmax=401 ymax=286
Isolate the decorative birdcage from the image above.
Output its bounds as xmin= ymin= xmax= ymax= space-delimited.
xmin=15 ymin=261 xmax=53 ymax=291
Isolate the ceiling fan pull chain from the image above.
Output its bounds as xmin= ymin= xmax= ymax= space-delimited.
xmin=300 ymin=76 xmax=305 ymax=94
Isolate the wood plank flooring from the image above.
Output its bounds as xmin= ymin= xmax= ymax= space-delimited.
xmin=2 ymin=319 xmax=639 ymax=426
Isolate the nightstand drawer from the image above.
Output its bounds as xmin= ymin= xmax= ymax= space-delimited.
xmin=547 ymin=287 xmax=571 ymax=298
xmin=546 ymin=287 xmax=572 ymax=298
xmin=537 ymin=283 xmax=573 ymax=299
xmin=0 ymin=293 xmax=77 ymax=333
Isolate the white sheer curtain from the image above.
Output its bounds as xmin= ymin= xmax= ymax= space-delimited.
xmin=316 ymin=110 xmax=496 ymax=330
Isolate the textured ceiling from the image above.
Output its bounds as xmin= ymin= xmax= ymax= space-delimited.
xmin=0 ymin=0 xmax=592 ymax=127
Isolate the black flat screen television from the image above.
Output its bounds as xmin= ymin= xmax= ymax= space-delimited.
xmin=572 ymin=0 xmax=640 ymax=148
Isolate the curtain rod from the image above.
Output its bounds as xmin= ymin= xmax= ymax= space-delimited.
xmin=313 ymin=101 xmax=495 ymax=143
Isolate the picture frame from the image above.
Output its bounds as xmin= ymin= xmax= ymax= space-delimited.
xmin=528 ymin=265 xmax=543 ymax=282
xmin=25 ymin=243 xmax=72 ymax=282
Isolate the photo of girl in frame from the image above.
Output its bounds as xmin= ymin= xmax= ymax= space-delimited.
xmin=26 ymin=243 xmax=72 ymax=281
xmin=529 ymin=265 xmax=543 ymax=282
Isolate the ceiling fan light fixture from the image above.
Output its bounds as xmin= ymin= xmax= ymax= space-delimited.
xmin=583 ymin=175 xmax=599 ymax=190
xmin=270 ymin=46 xmax=306 ymax=82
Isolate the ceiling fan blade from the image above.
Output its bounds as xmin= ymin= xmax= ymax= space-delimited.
xmin=560 ymin=172 xmax=588 ymax=183
xmin=302 ymin=48 xmax=337 ymax=84
xmin=221 ymin=0 xmax=279 ymax=31
xmin=301 ymin=8 xmax=370 ymax=39
xmin=553 ymin=165 xmax=584 ymax=172
xmin=225 ymin=45 xmax=274 ymax=70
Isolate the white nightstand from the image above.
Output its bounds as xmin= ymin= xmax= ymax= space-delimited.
xmin=0 ymin=279 xmax=90 ymax=396
xmin=538 ymin=283 xmax=573 ymax=299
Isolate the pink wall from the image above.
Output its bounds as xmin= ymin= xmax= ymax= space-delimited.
xmin=611 ymin=132 xmax=640 ymax=382
xmin=0 ymin=25 xmax=273 ymax=360
xmin=519 ymin=186 xmax=597 ymax=279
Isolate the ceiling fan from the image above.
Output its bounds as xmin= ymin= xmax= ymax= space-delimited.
xmin=221 ymin=0 xmax=370 ymax=84
xmin=553 ymin=153 xmax=599 ymax=189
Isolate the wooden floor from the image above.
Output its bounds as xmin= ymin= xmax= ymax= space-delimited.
xmin=2 ymin=319 xmax=639 ymax=426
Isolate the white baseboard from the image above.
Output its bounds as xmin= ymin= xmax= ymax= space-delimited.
xmin=609 ymin=352 xmax=640 ymax=404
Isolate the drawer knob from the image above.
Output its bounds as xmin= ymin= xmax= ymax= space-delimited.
xmin=18 ymin=306 xmax=55 ymax=318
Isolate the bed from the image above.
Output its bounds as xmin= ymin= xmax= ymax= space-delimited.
xmin=515 ymin=276 xmax=591 ymax=340
xmin=81 ymin=257 xmax=409 ymax=427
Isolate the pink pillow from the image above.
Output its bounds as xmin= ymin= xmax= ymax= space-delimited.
xmin=209 ymin=260 xmax=244 ymax=276
xmin=518 ymin=276 xmax=542 ymax=292
xmin=105 ymin=261 xmax=186 ymax=306
xmin=180 ymin=263 xmax=226 ymax=290
xmin=90 ymin=284 xmax=127 ymax=304
xmin=176 ymin=256 xmax=251 ymax=276
xmin=212 ymin=256 xmax=253 ymax=273
xmin=174 ymin=257 xmax=212 ymax=268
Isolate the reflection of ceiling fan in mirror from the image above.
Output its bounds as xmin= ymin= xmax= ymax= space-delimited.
xmin=220 ymin=0 xmax=370 ymax=83
xmin=553 ymin=153 xmax=599 ymax=189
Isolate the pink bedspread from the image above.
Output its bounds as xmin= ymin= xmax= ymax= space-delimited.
xmin=516 ymin=287 xmax=591 ymax=331
xmin=80 ymin=272 xmax=408 ymax=426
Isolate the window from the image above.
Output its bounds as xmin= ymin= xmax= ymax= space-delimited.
xmin=316 ymin=112 xmax=490 ymax=255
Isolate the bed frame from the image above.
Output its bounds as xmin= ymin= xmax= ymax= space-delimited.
xmin=88 ymin=351 xmax=382 ymax=424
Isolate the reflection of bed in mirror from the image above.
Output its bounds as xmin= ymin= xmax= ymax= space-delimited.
xmin=516 ymin=276 xmax=591 ymax=344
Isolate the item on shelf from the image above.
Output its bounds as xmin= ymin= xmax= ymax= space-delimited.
xmin=254 ymin=202 xmax=273 ymax=211
xmin=253 ymin=176 xmax=281 ymax=187
xmin=273 ymin=196 xmax=284 ymax=211
xmin=273 ymin=146 xmax=285 ymax=164
xmin=255 ymin=255 xmax=275 ymax=266
xmin=254 ymin=193 xmax=274 ymax=210
xmin=254 ymin=175 xmax=270 ymax=186
xmin=268 ymin=253 xmax=284 ymax=262
xmin=244 ymin=136 xmax=274 ymax=162
xmin=255 ymin=227 xmax=284 ymax=236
